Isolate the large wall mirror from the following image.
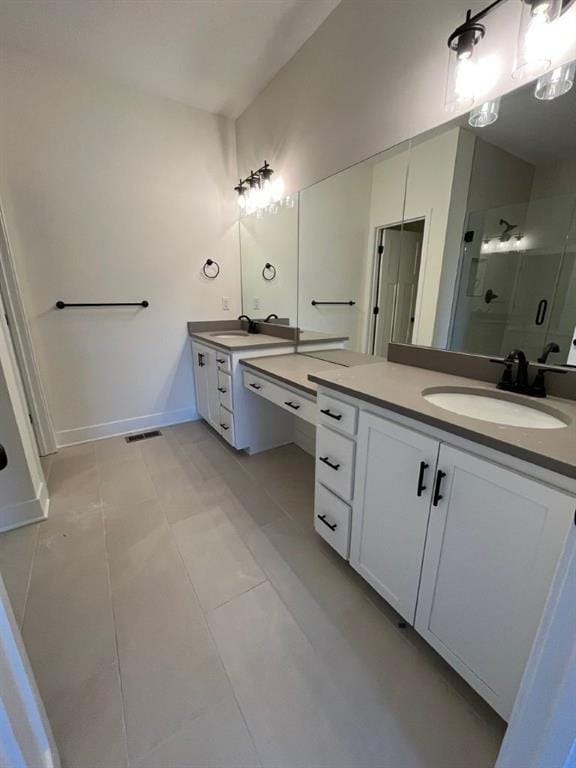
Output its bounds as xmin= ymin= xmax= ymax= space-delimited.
xmin=240 ymin=198 xmax=298 ymax=325
xmin=295 ymin=57 xmax=576 ymax=368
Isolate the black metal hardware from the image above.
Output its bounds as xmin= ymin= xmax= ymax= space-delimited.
xmin=262 ymin=263 xmax=277 ymax=281
xmin=56 ymin=300 xmax=149 ymax=309
xmin=284 ymin=401 xmax=300 ymax=410
xmin=464 ymin=230 xmax=475 ymax=243
xmin=0 ymin=443 xmax=7 ymax=471
xmin=529 ymin=365 xmax=567 ymax=398
xmin=234 ymin=161 xmax=275 ymax=203
xmin=125 ymin=430 xmax=162 ymax=443
xmin=217 ymin=387 xmax=227 ymax=394
xmin=202 ymin=259 xmax=220 ymax=279
xmin=238 ymin=314 xmax=259 ymax=333
xmin=538 ymin=342 xmax=560 ymax=364
xmin=397 ymin=621 xmax=407 ymax=629
xmin=319 ymin=456 xmax=340 ymax=471
xmin=492 ymin=349 xmax=529 ymax=393
xmin=198 ymin=352 xmax=205 ymax=368
xmin=484 ymin=288 xmax=498 ymax=305
xmin=417 ymin=461 xmax=429 ymax=497
xmin=433 ymin=470 xmax=446 ymax=507
xmin=264 ymin=313 xmax=279 ymax=323
xmin=249 ymin=382 xmax=262 ymax=390
xmin=317 ymin=514 xmax=337 ymax=532
xmin=220 ymin=423 xmax=229 ymax=431
xmin=320 ymin=408 xmax=342 ymax=421
xmin=535 ymin=299 xmax=548 ymax=327
xmin=311 ymin=300 xmax=356 ymax=306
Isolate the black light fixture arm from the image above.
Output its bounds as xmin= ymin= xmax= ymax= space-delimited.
xmin=234 ymin=161 xmax=274 ymax=196
xmin=447 ymin=0 xmax=506 ymax=55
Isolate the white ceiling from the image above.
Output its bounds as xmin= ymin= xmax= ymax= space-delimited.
xmin=0 ymin=0 xmax=341 ymax=118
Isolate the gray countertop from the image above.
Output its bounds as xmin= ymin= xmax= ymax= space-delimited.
xmin=303 ymin=350 xmax=386 ymax=367
xmin=241 ymin=354 xmax=345 ymax=396
xmin=309 ymin=361 xmax=576 ymax=480
xmin=190 ymin=331 xmax=294 ymax=352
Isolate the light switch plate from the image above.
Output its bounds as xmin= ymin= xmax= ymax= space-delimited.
xmin=253 ymin=297 xmax=261 ymax=310
xmin=221 ymin=296 xmax=230 ymax=311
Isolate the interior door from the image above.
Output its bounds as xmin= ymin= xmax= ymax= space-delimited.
xmin=391 ymin=230 xmax=423 ymax=344
xmin=416 ymin=444 xmax=574 ymax=719
xmin=351 ymin=411 xmax=440 ymax=624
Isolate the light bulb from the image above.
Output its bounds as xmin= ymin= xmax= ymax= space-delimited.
xmin=513 ymin=0 xmax=561 ymax=80
xmin=535 ymin=62 xmax=575 ymax=99
xmin=271 ymin=176 xmax=285 ymax=203
xmin=469 ymin=97 xmax=501 ymax=127
xmin=260 ymin=178 xmax=273 ymax=207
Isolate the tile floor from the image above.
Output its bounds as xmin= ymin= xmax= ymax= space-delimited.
xmin=0 ymin=422 xmax=506 ymax=768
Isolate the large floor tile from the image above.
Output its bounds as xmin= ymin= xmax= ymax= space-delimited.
xmin=134 ymin=696 xmax=260 ymax=768
xmin=48 ymin=443 xmax=97 ymax=495
xmin=222 ymin=467 xmax=286 ymax=530
xmin=159 ymin=476 xmax=231 ymax=524
xmin=105 ymin=513 xmax=230 ymax=762
xmin=22 ymin=512 xmax=117 ymax=705
xmin=173 ymin=506 xmax=266 ymax=612
xmin=168 ymin=420 xmax=212 ymax=446
xmin=100 ymin=456 xmax=156 ymax=507
xmin=48 ymin=663 xmax=127 ymax=768
xmin=0 ymin=522 xmax=39 ymax=625
xmin=95 ymin=435 xmax=143 ymax=466
xmin=209 ymin=581 xmax=398 ymax=768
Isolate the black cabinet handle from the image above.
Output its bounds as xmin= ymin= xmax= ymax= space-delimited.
xmin=284 ymin=401 xmax=300 ymax=410
xmin=0 ymin=443 xmax=7 ymax=471
xmin=220 ymin=423 xmax=229 ymax=431
xmin=317 ymin=514 xmax=337 ymax=532
xmin=319 ymin=456 xmax=340 ymax=471
xmin=433 ymin=470 xmax=446 ymax=507
xmin=535 ymin=299 xmax=548 ymax=326
xmin=217 ymin=387 xmax=227 ymax=393
xmin=417 ymin=461 xmax=429 ymax=497
xmin=249 ymin=382 xmax=262 ymax=390
xmin=216 ymin=358 xmax=226 ymax=364
xmin=198 ymin=353 xmax=205 ymax=367
xmin=320 ymin=408 xmax=342 ymax=421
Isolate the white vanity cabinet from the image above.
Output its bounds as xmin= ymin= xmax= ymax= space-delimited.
xmin=351 ymin=413 xmax=440 ymax=624
xmin=315 ymin=393 xmax=575 ymax=719
xmin=191 ymin=342 xmax=220 ymax=430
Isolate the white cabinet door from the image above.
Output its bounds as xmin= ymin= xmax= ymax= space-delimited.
xmin=351 ymin=411 xmax=440 ymax=624
xmin=416 ymin=444 xmax=574 ymax=720
xmin=192 ymin=342 xmax=210 ymax=422
xmin=192 ymin=343 xmax=220 ymax=430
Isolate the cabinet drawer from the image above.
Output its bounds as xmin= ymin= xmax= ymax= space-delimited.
xmin=314 ymin=483 xmax=351 ymax=559
xmin=217 ymin=370 xmax=233 ymax=411
xmin=317 ymin=393 xmax=358 ymax=436
xmin=316 ymin=426 xmax=355 ymax=501
xmin=219 ymin=406 xmax=235 ymax=447
xmin=244 ymin=371 xmax=271 ymax=399
xmin=244 ymin=371 xmax=316 ymax=425
xmin=215 ymin=352 xmax=231 ymax=374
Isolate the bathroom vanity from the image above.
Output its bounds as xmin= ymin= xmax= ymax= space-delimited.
xmin=306 ymin=359 xmax=576 ymax=721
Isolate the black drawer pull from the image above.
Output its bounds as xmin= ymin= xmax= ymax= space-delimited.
xmin=317 ymin=514 xmax=337 ymax=532
xmin=417 ymin=461 xmax=429 ymax=497
xmin=319 ymin=456 xmax=340 ymax=471
xmin=220 ymin=423 xmax=229 ymax=431
xmin=433 ymin=470 xmax=446 ymax=507
xmin=320 ymin=408 xmax=342 ymax=421
xmin=198 ymin=353 xmax=205 ymax=367
xmin=249 ymin=382 xmax=262 ymax=390
xmin=217 ymin=358 xmax=226 ymax=364
xmin=284 ymin=401 xmax=301 ymax=410
xmin=217 ymin=387 xmax=227 ymax=394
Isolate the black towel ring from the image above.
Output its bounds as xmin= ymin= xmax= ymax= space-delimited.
xmin=203 ymin=259 xmax=220 ymax=279
xmin=262 ymin=262 xmax=276 ymax=281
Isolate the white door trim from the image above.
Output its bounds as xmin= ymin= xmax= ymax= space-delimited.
xmin=0 ymin=202 xmax=56 ymax=456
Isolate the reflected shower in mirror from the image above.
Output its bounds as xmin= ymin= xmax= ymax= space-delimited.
xmin=240 ymin=198 xmax=298 ymax=326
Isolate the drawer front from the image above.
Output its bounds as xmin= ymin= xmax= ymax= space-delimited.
xmin=215 ymin=352 xmax=231 ymax=374
xmin=244 ymin=371 xmax=276 ymax=403
xmin=217 ymin=370 xmax=233 ymax=411
xmin=244 ymin=371 xmax=316 ymax=425
xmin=219 ymin=406 xmax=235 ymax=446
xmin=317 ymin=393 xmax=358 ymax=436
xmin=314 ymin=483 xmax=351 ymax=559
xmin=316 ymin=425 xmax=356 ymax=501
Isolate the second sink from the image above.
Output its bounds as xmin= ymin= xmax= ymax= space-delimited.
xmin=422 ymin=387 xmax=569 ymax=429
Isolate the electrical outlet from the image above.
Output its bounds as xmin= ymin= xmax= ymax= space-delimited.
xmin=253 ymin=297 xmax=261 ymax=310
xmin=221 ymin=296 xmax=230 ymax=311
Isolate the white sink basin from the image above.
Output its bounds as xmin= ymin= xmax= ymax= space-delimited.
xmin=422 ymin=388 xmax=568 ymax=429
xmin=210 ymin=332 xmax=250 ymax=339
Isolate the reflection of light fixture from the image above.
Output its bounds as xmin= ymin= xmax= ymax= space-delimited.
xmin=469 ymin=97 xmax=501 ymax=126
xmin=535 ymin=61 xmax=576 ymax=98
xmin=513 ymin=0 xmax=563 ymax=80
xmin=234 ymin=179 xmax=247 ymax=210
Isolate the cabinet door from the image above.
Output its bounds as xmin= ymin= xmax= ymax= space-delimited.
xmin=351 ymin=412 xmax=440 ymax=624
xmin=192 ymin=343 xmax=210 ymax=422
xmin=416 ymin=445 xmax=574 ymax=719
xmin=202 ymin=346 xmax=221 ymax=431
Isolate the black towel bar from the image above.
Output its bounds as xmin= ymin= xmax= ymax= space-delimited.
xmin=311 ymin=300 xmax=355 ymax=306
xmin=56 ymin=301 xmax=149 ymax=309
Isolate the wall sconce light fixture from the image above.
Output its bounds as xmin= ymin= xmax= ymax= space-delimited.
xmin=234 ymin=161 xmax=289 ymax=216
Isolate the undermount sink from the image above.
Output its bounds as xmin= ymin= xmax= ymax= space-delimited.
xmin=210 ymin=331 xmax=250 ymax=339
xmin=422 ymin=387 xmax=569 ymax=429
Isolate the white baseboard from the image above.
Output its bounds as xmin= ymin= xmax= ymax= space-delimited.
xmin=55 ymin=407 xmax=198 ymax=447
xmin=0 ymin=481 xmax=49 ymax=533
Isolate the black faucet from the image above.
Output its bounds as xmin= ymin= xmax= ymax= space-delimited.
xmin=264 ymin=313 xmax=279 ymax=323
xmin=491 ymin=346 xmax=566 ymax=398
xmin=538 ymin=342 xmax=560 ymax=365
xmin=531 ymin=342 xmax=565 ymax=398
xmin=238 ymin=314 xmax=259 ymax=334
